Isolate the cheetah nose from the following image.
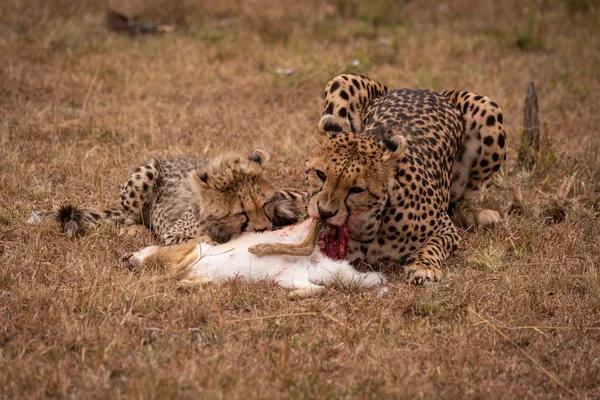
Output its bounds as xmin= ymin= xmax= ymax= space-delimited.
xmin=317 ymin=205 xmax=337 ymax=220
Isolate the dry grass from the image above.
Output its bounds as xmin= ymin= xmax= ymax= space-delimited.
xmin=1 ymin=0 xmax=599 ymax=398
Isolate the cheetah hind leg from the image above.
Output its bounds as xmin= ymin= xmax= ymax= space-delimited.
xmin=452 ymin=164 xmax=502 ymax=228
xmin=443 ymin=90 xmax=506 ymax=228
xmin=118 ymin=159 xmax=160 ymax=226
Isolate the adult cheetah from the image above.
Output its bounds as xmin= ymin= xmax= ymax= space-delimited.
xmin=306 ymin=73 xmax=506 ymax=284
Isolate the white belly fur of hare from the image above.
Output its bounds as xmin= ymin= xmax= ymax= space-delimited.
xmin=127 ymin=219 xmax=386 ymax=299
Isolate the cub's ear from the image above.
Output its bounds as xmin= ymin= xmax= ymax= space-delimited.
xmin=248 ymin=149 xmax=270 ymax=166
xmin=318 ymin=115 xmax=351 ymax=139
xmin=381 ymin=135 xmax=407 ymax=163
xmin=191 ymin=169 xmax=209 ymax=186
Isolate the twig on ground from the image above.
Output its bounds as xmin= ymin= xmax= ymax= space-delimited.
xmin=468 ymin=307 xmax=577 ymax=397
xmin=472 ymin=322 xmax=600 ymax=331
xmin=321 ymin=312 xmax=354 ymax=331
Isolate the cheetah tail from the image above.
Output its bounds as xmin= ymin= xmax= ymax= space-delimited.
xmin=56 ymin=205 xmax=130 ymax=238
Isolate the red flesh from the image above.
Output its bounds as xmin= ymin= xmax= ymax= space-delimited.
xmin=318 ymin=224 xmax=350 ymax=260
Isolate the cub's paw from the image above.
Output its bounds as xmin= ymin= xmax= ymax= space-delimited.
xmin=404 ymin=263 xmax=442 ymax=285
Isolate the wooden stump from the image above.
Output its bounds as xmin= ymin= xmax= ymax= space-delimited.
xmin=518 ymin=82 xmax=540 ymax=168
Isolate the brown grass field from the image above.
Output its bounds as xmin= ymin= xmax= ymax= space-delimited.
xmin=1 ymin=0 xmax=599 ymax=398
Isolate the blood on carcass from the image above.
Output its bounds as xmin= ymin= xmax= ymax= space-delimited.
xmin=318 ymin=225 xmax=351 ymax=260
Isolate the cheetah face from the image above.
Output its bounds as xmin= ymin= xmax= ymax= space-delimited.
xmin=305 ymin=132 xmax=405 ymax=234
xmin=190 ymin=149 xmax=299 ymax=243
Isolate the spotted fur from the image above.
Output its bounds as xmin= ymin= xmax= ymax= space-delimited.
xmin=55 ymin=150 xmax=306 ymax=245
xmin=308 ymin=73 xmax=506 ymax=284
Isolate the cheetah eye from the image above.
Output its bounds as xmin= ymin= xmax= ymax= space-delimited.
xmin=315 ymin=170 xmax=326 ymax=182
xmin=348 ymin=187 xmax=365 ymax=194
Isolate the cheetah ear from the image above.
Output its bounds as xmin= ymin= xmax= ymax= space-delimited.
xmin=248 ymin=149 xmax=270 ymax=166
xmin=363 ymin=121 xmax=388 ymax=138
xmin=381 ymin=135 xmax=407 ymax=163
xmin=319 ymin=115 xmax=351 ymax=138
xmin=191 ymin=169 xmax=209 ymax=186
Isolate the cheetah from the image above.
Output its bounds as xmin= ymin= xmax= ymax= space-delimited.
xmin=306 ymin=73 xmax=507 ymax=284
xmin=49 ymin=149 xmax=305 ymax=245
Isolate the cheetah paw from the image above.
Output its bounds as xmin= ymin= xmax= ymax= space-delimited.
xmin=474 ymin=209 xmax=501 ymax=226
xmin=404 ymin=263 xmax=442 ymax=285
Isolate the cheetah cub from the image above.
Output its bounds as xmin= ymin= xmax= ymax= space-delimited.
xmin=36 ymin=150 xmax=305 ymax=244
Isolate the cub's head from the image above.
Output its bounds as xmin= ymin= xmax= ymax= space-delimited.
xmin=191 ymin=149 xmax=303 ymax=243
xmin=305 ymin=125 xmax=406 ymax=235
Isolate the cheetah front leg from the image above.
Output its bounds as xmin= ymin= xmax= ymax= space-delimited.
xmin=404 ymin=214 xmax=460 ymax=285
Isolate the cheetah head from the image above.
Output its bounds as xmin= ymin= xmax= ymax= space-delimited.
xmin=306 ymin=126 xmax=406 ymax=238
xmin=190 ymin=149 xmax=301 ymax=243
